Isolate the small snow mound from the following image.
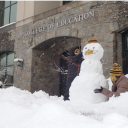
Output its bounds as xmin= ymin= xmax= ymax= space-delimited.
xmin=34 ymin=103 xmax=71 ymax=118
xmin=33 ymin=90 xmax=49 ymax=99
xmin=103 ymin=113 xmax=128 ymax=127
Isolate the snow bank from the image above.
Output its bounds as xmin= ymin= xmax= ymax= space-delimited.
xmin=0 ymin=86 xmax=128 ymax=128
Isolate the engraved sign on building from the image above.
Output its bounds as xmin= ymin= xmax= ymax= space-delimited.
xmin=24 ymin=11 xmax=95 ymax=36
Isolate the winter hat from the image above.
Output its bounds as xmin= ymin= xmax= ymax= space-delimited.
xmin=87 ymin=37 xmax=98 ymax=44
xmin=69 ymin=46 xmax=80 ymax=56
xmin=74 ymin=48 xmax=79 ymax=55
xmin=110 ymin=63 xmax=122 ymax=76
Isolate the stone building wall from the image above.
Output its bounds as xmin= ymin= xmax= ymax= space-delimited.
xmin=0 ymin=26 xmax=15 ymax=52
xmin=20 ymin=1 xmax=128 ymax=79
xmin=13 ymin=26 xmax=32 ymax=90
xmin=116 ymin=32 xmax=123 ymax=67
xmin=0 ymin=1 xmax=128 ymax=94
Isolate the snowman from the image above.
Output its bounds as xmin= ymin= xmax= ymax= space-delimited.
xmin=69 ymin=37 xmax=109 ymax=103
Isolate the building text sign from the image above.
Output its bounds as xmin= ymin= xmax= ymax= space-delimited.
xmin=24 ymin=11 xmax=94 ymax=36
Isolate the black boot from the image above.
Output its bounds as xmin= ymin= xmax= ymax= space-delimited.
xmin=64 ymin=97 xmax=70 ymax=101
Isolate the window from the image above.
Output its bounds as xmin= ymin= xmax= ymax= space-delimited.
xmin=122 ymin=30 xmax=128 ymax=75
xmin=0 ymin=1 xmax=17 ymax=27
xmin=0 ymin=52 xmax=14 ymax=86
xmin=63 ymin=1 xmax=72 ymax=5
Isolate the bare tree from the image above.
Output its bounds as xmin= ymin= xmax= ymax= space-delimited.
xmin=52 ymin=62 xmax=68 ymax=74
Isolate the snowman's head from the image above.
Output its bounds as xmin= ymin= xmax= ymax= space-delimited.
xmin=83 ymin=43 xmax=104 ymax=60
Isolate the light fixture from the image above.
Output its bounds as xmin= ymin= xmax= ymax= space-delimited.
xmin=14 ymin=58 xmax=24 ymax=67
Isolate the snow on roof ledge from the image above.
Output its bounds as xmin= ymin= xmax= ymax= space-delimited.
xmin=14 ymin=58 xmax=23 ymax=62
xmin=0 ymin=22 xmax=16 ymax=29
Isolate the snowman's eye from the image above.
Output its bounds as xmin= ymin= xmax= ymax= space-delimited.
xmin=93 ymin=47 xmax=95 ymax=49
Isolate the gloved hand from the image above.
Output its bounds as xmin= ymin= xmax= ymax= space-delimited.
xmin=94 ymin=86 xmax=103 ymax=93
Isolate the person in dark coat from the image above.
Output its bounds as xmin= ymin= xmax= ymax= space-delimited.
xmin=64 ymin=46 xmax=83 ymax=101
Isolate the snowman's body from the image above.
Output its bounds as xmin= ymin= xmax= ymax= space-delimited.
xmin=69 ymin=42 xmax=108 ymax=103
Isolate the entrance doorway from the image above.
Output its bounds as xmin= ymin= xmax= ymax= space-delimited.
xmin=32 ymin=36 xmax=81 ymax=96
xmin=122 ymin=30 xmax=128 ymax=74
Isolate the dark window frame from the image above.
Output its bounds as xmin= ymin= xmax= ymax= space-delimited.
xmin=0 ymin=51 xmax=14 ymax=85
xmin=63 ymin=1 xmax=72 ymax=5
xmin=0 ymin=1 xmax=17 ymax=27
xmin=122 ymin=30 xmax=128 ymax=74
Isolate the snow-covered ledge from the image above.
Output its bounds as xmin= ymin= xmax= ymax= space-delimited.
xmin=0 ymin=22 xmax=16 ymax=29
xmin=14 ymin=58 xmax=23 ymax=62
xmin=14 ymin=58 xmax=23 ymax=67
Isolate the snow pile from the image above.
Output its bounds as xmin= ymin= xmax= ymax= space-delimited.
xmin=0 ymin=86 xmax=128 ymax=128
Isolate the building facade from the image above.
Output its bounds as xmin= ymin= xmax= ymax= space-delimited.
xmin=0 ymin=1 xmax=128 ymax=96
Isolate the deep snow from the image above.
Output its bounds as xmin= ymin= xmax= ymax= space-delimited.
xmin=0 ymin=78 xmax=128 ymax=128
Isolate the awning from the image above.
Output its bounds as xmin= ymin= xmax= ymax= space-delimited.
xmin=116 ymin=25 xmax=128 ymax=33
